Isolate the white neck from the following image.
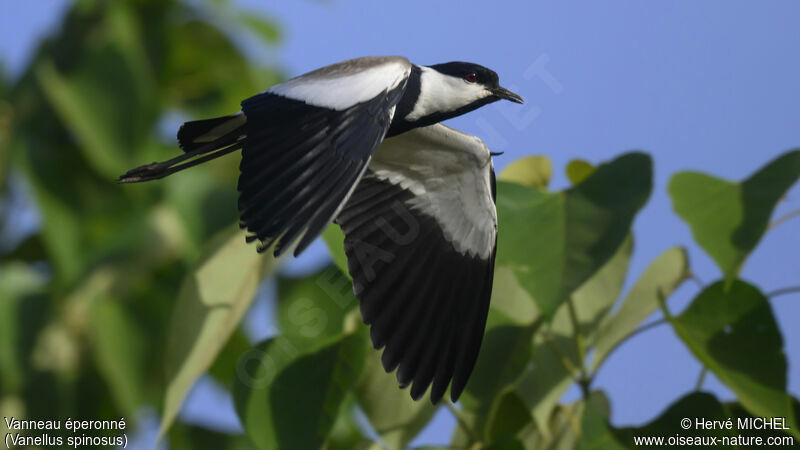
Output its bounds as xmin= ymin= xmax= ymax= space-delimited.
xmin=403 ymin=66 xmax=491 ymax=121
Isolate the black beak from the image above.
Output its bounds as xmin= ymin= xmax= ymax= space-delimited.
xmin=492 ymin=86 xmax=524 ymax=104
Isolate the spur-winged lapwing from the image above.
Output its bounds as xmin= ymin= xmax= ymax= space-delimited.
xmin=120 ymin=56 xmax=523 ymax=403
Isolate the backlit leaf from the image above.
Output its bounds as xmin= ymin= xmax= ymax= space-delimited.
xmin=591 ymin=247 xmax=689 ymax=370
xmin=160 ymin=227 xmax=276 ymax=438
xmin=566 ymin=159 xmax=594 ymax=185
xmin=499 ymin=155 xmax=552 ymax=189
xmin=496 ymin=152 xmax=652 ymax=318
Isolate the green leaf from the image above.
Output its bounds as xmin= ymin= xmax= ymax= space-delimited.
xmin=722 ymin=399 xmax=800 ymax=443
xmin=159 ymin=227 xmax=276 ymax=438
xmin=515 ymin=333 xmax=576 ymax=439
xmin=89 ymin=296 xmax=147 ymax=416
xmin=566 ymin=159 xmax=594 ymax=185
xmin=0 ymin=95 xmax=10 ymax=191
xmin=485 ymin=437 xmax=526 ymax=450
xmin=19 ymin=153 xmax=87 ymax=285
xmin=354 ymin=334 xmax=437 ymax=449
xmin=322 ymin=223 xmax=350 ymax=278
xmin=166 ymin=20 xmax=274 ymax=116
xmin=238 ymin=12 xmax=282 ymax=44
xmin=0 ymin=263 xmax=47 ymax=393
xmin=277 ymin=265 xmax=358 ymax=342
xmin=35 ymin=56 xmax=143 ymax=178
xmin=488 ymin=266 xmax=539 ymax=325
xmin=233 ymin=333 xmax=367 ymax=450
xmin=514 ymin=235 xmax=631 ymax=436
xmin=499 ymin=155 xmax=552 ymax=189
xmin=669 ymin=149 xmax=800 ymax=280
xmin=325 ymin=395 xmax=374 ymax=450
xmin=207 ymin=330 xmax=253 ymax=387
xmin=464 ymin=324 xmax=538 ymax=421
xmin=578 ymin=392 xmax=626 ymax=450
xmin=485 ymin=390 xmax=534 ymax=444
xmin=167 ymin=421 xmax=262 ymax=450
xmin=669 ymin=280 xmax=797 ymax=436
xmin=591 ymin=247 xmax=689 ymax=371
xmin=497 ymin=152 xmax=652 ymax=318
xmin=568 ymin=235 xmax=633 ymax=345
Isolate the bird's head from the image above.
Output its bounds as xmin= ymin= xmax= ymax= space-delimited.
xmin=404 ymin=61 xmax=523 ymax=124
xmin=430 ymin=62 xmax=524 ymax=104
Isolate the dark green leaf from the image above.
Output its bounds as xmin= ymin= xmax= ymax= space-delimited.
xmin=354 ymin=334 xmax=437 ymax=449
xmin=616 ymin=392 xmax=734 ymax=447
xmin=723 ymin=399 xmax=800 ymax=444
xmin=669 ymin=149 xmax=800 ymax=280
xmin=234 ymin=333 xmax=367 ymax=450
xmin=670 ymin=280 xmax=796 ymax=434
xmin=485 ymin=390 xmax=534 ymax=444
xmin=35 ymin=50 xmax=149 ymax=178
xmin=464 ymin=324 xmax=537 ymax=419
xmin=207 ymin=330 xmax=253 ymax=387
xmin=277 ymin=265 xmax=358 ymax=341
xmin=578 ymin=392 xmax=626 ymax=450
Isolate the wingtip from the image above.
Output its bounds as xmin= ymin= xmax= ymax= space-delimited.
xmin=449 ymin=377 xmax=467 ymax=403
xmin=409 ymin=382 xmax=427 ymax=402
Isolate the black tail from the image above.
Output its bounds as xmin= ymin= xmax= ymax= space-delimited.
xmin=119 ymin=114 xmax=246 ymax=183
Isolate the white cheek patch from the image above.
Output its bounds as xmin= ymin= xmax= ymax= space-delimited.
xmin=404 ymin=67 xmax=492 ymax=121
xmin=269 ymin=62 xmax=410 ymax=111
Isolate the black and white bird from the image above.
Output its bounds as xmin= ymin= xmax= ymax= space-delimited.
xmin=120 ymin=56 xmax=523 ymax=403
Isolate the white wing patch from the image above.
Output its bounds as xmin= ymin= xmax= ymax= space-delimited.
xmin=269 ymin=57 xmax=411 ymax=111
xmin=369 ymin=124 xmax=497 ymax=259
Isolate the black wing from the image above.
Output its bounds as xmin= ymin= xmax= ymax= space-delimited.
xmin=237 ymin=57 xmax=410 ymax=256
xmin=336 ymin=124 xmax=498 ymax=403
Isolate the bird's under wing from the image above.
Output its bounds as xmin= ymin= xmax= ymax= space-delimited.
xmin=335 ymin=123 xmax=498 ymax=403
xmin=237 ymin=56 xmax=411 ymax=256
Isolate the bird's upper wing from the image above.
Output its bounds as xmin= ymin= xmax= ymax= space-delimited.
xmin=237 ymin=56 xmax=411 ymax=256
xmin=335 ymin=123 xmax=498 ymax=403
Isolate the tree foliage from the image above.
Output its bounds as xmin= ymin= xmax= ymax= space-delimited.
xmin=1 ymin=1 xmax=798 ymax=449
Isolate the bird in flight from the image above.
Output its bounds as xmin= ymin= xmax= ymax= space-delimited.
xmin=120 ymin=56 xmax=523 ymax=403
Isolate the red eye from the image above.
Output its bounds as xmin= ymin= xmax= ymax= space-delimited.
xmin=465 ymin=72 xmax=477 ymax=83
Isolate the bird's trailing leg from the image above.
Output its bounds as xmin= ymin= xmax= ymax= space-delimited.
xmin=118 ymin=142 xmax=242 ymax=183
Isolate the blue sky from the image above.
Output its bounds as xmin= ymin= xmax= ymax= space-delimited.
xmin=2 ymin=0 xmax=799 ymax=447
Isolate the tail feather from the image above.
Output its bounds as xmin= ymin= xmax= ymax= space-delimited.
xmin=177 ymin=113 xmax=247 ymax=152
xmin=118 ymin=113 xmax=246 ymax=183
